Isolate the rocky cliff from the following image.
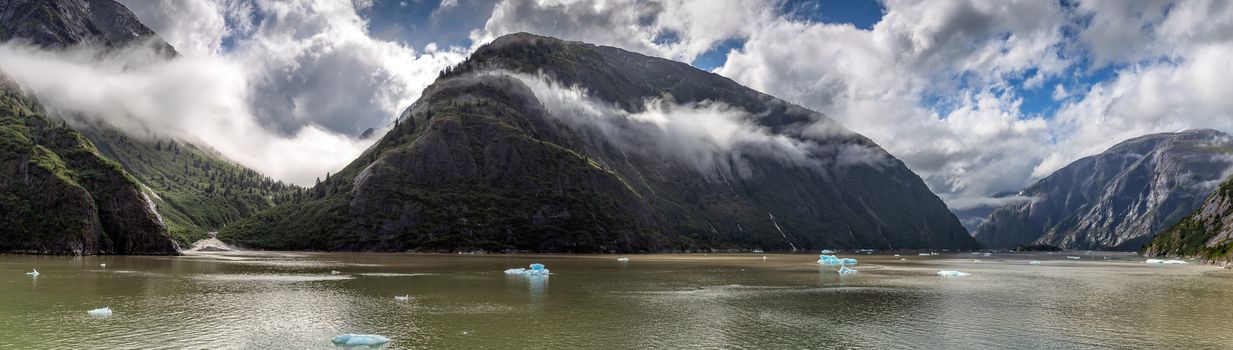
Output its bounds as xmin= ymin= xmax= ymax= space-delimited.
xmin=1146 ymin=176 xmax=1233 ymax=262
xmin=0 ymin=81 xmax=177 ymax=254
xmin=974 ymin=129 xmax=1233 ymax=250
xmin=221 ymin=33 xmax=976 ymax=252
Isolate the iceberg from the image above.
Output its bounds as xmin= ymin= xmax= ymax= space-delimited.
xmin=505 ymin=263 xmax=550 ymax=276
xmin=1146 ymin=259 xmax=1188 ymax=265
xmin=616 ymin=257 xmax=630 ymax=262
xmin=820 ymin=249 xmax=835 ymax=254
xmin=332 ymin=334 xmax=389 ymax=347
xmin=87 ymin=307 xmax=112 ymax=317
xmin=817 ymin=255 xmax=857 ymax=265
xmin=937 ymin=271 xmax=970 ymax=277
xmin=837 ymin=266 xmax=858 ymax=275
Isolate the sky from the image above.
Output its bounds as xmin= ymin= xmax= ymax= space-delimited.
xmin=8 ymin=0 xmax=1233 ymax=226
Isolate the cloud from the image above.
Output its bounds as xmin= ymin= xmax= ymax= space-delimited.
xmin=485 ymin=71 xmax=888 ymax=180
xmin=470 ymin=0 xmax=772 ymax=63
xmin=0 ymin=42 xmax=370 ymax=186
xmin=0 ymin=0 xmax=473 ymax=186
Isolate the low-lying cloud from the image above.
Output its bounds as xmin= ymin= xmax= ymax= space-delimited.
xmin=0 ymin=42 xmax=372 ymax=186
xmin=494 ymin=72 xmax=888 ymax=180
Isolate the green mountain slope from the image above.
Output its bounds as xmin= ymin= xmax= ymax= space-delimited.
xmin=221 ymin=33 xmax=976 ymax=252
xmin=1146 ymin=177 xmax=1233 ymax=262
xmin=0 ymin=82 xmax=177 ymax=254
xmin=81 ymin=127 xmax=298 ymax=245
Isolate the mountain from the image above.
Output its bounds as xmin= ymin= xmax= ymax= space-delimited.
xmin=0 ymin=0 xmax=297 ymax=251
xmin=974 ymin=129 xmax=1233 ymax=250
xmin=220 ymin=33 xmax=976 ymax=252
xmin=0 ymin=79 xmax=177 ymax=254
xmin=0 ymin=0 xmax=174 ymax=55
xmin=1145 ymin=176 xmax=1233 ymax=262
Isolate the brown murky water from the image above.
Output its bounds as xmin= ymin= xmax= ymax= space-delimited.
xmin=1 ymin=251 xmax=1230 ymax=349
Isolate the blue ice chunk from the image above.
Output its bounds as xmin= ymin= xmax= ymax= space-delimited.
xmin=837 ymin=266 xmax=858 ymax=275
xmin=332 ymin=334 xmax=389 ymax=347
xmin=817 ymin=255 xmax=857 ymax=265
xmin=504 ymin=263 xmax=550 ymax=276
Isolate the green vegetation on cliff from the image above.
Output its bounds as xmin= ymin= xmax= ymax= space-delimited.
xmin=82 ymin=127 xmax=299 ymax=245
xmin=0 ymin=84 xmax=176 ymax=254
xmin=1146 ymin=178 xmax=1233 ymax=261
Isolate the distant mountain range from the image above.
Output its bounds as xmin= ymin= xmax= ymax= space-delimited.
xmin=974 ymin=129 xmax=1233 ymax=250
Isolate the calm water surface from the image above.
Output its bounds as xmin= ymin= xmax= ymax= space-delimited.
xmin=1 ymin=252 xmax=1231 ymax=349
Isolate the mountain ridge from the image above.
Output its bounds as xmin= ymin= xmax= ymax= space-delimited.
xmin=974 ymin=129 xmax=1233 ymax=250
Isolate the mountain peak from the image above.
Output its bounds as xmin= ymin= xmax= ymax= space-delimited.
xmin=0 ymin=0 xmax=176 ymax=55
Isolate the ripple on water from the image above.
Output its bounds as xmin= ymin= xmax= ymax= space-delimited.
xmin=196 ymin=274 xmax=355 ymax=283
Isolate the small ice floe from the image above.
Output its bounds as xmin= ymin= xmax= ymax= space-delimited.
xmin=937 ymin=271 xmax=970 ymax=277
xmin=99 ymin=263 xmax=106 ymax=268
xmin=1146 ymin=259 xmax=1188 ymax=264
xmin=900 ymin=258 xmax=907 ymax=261
xmin=87 ymin=307 xmax=112 ymax=317
xmin=761 ymin=256 xmax=767 ymax=260
xmin=332 ymin=334 xmax=389 ymax=347
xmin=752 ymin=249 xmax=764 ymax=253
xmin=820 ymin=249 xmax=835 ymax=254
xmin=893 ymin=254 xmax=900 ymax=257
xmin=1066 ymin=256 xmax=1081 ymax=260
xmin=918 ymin=253 xmax=931 ymax=256
xmin=330 ymin=270 xmax=342 ymax=275
xmin=616 ymin=257 xmax=630 ymax=262
xmin=973 ymin=259 xmax=982 ymax=263
xmin=983 ymin=253 xmax=992 ymax=257
xmin=26 ymin=269 xmax=39 ymax=277
xmin=394 ymin=295 xmax=410 ymax=301
xmin=817 ymin=255 xmax=857 ymax=265
xmin=931 ymin=252 xmax=939 ymax=256
xmin=504 ymin=263 xmax=550 ymax=276
xmin=1029 ymin=261 xmax=1042 ymax=265
xmin=837 ymin=266 xmax=858 ymax=275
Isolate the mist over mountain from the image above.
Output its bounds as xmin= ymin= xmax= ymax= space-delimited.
xmin=221 ymin=33 xmax=977 ymax=252
xmin=974 ymin=129 xmax=1233 ymax=250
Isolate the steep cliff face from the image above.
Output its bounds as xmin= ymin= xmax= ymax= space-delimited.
xmin=974 ymin=129 xmax=1233 ymax=250
xmin=222 ymin=33 xmax=976 ymax=252
xmin=1146 ymin=177 xmax=1233 ymax=261
xmin=0 ymin=83 xmax=177 ymax=254
xmin=0 ymin=0 xmax=175 ymax=54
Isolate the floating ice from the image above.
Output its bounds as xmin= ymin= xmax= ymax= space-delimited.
xmin=330 ymin=270 xmax=342 ymax=275
xmin=761 ymin=256 xmax=767 ymax=260
xmin=394 ymin=295 xmax=410 ymax=301
xmin=87 ymin=307 xmax=112 ymax=317
xmin=918 ymin=253 xmax=931 ymax=256
xmin=26 ymin=269 xmax=38 ymax=277
xmin=983 ymin=253 xmax=992 ymax=257
xmin=505 ymin=263 xmax=550 ymax=276
xmin=332 ymin=334 xmax=389 ymax=347
xmin=99 ymin=263 xmax=106 ymax=268
xmin=1066 ymin=256 xmax=1081 ymax=260
xmin=837 ymin=266 xmax=858 ymax=275
xmin=894 ymin=254 xmax=900 ymax=257
xmin=817 ymin=255 xmax=857 ymax=265
xmin=900 ymin=258 xmax=907 ymax=261
xmin=937 ymin=271 xmax=970 ymax=277
xmin=820 ymin=249 xmax=835 ymax=254
xmin=616 ymin=257 xmax=630 ymax=262
xmin=1146 ymin=259 xmax=1187 ymax=265
xmin=1029 ymin=261 xmax=1041 ymax=265
xmin=973 ymin=259 xmax=982 ymax=263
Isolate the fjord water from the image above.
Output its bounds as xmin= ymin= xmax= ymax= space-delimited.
xmin=1 ymin=253 xmax=1230 ymax=349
